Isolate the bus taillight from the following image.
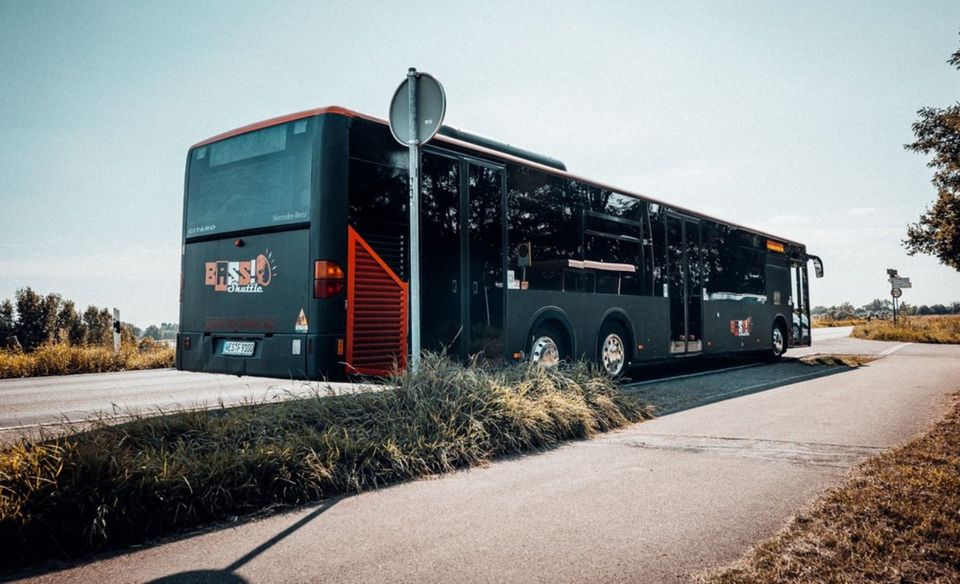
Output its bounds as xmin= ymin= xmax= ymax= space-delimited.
xmin=314 ymin=260 xmax=345 ymax=298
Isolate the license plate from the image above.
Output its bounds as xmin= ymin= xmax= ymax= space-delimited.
xmin=222 ymin=340 xmax=255 ymax=356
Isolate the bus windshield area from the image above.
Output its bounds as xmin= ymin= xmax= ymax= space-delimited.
xmin=185 ymin=118 xmax=314 ymax=238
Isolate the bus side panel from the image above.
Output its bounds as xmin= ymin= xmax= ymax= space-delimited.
xmin=703 ymin=300 xmax=773 ymax=354
xmin=504 ymin=290 xmax=670 ymax=363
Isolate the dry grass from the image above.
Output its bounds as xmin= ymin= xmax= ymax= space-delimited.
xmin=798 ymin=354 xmax=876 ymax=368
xmin=0 ymin=354 xmax=647 ymax=567
xmin=700 ymin=394 xmax=960 ymax=583
xmin=852 ymin=314 xmax=960 ymax=344
xmin=0 ymin=342 xmax=175 ymax=379
xmin=812 ymin=317 xmax=867 ymax=328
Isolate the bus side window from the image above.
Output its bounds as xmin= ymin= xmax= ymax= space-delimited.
xmin=506 ymin=165 xmax=581 ymax=292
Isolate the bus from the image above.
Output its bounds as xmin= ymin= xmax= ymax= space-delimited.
xmin=177 ymin=106 xmax=823 ymax=379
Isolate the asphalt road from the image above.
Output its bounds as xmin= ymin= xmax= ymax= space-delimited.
xmin=0 ymin=327 xmax=853 ymax=435
xmin=9 ymin=330 xmax=960 ymax=583
xmin=0 ymin=370 xmax=359 ymax=441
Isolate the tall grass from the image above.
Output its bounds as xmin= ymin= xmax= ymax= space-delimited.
xmin=0 ymin=342 xmax=175 ymax=379
xmin=0 ymin=355 xmax=647 ymax=566
xmin=851 ymin=314 xmax=960 ymax=344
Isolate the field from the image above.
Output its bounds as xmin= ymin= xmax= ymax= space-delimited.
xmin=0 ymin=342 xmax=175 ymax=379
xmin=700 ymin=393 xmax=960 ymax=583
xmin=852 ymin=314 xmax=960 ymax=344
xmin=0 ymin=355 xmax=647 ymax=567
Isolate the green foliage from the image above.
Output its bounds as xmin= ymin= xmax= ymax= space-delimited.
xmin=142 ymin=325 xmax=162 ymax=341
xmin=904 ymin=39 xmax=960 ymax=270
xmin=0 ymin=355 xmax=647 ymax=565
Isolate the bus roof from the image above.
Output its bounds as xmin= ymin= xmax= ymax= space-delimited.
xmin=190 ymin=105 xmax=806 ymax=250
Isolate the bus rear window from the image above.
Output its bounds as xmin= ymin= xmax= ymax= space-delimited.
xmin=186 ymin=118 xmax=314 ymax=237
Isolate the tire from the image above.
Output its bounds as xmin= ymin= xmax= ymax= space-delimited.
xmin=597 ymin=321 xmax=629 ymax=378
xmin=769 ymin=323 xmax=787 ymax=362
xmin=529 ymin=323 xmax=567 ymax=368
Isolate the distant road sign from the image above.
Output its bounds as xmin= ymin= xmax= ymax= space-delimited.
xmin=389 ymin=71 xmax=446 ymax=146
xmin=890 ymin=276 xmax=912 ymax=289
xmin=891 ymin=288 xmax=902 ymax=298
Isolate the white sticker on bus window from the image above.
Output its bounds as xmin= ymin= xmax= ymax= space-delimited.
xmin=506 ymin=270 xmax=520 ymax=289
xmin=294 ymin=120 xmax=307 ymax=134
xmin=196 ymin=147 xmax=207 ymax=160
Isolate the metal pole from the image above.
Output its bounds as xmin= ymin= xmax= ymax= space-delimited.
xmin=407 ymin=67 xmax=421 ymax=372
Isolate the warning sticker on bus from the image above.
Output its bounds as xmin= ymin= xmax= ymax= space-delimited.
xmin=295 ymin=308 xmax=308 ymax=333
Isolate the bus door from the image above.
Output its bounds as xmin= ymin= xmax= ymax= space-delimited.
xmin=667 ymin=214 xmax=703 ymax=354
xmin=790 ymin=260 xmax=811 ymax=346
xmin=465 ymin=162 xmax=505 ymax=361
xmin=419 ymin=152 xmax=505 ymax=361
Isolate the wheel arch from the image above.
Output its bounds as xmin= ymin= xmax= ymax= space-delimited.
xmin=526 ymin=306 xmax=577 ymax=357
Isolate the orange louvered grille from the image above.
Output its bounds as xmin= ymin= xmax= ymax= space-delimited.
xmin=346 ymin=227 xmax=408 ymax=376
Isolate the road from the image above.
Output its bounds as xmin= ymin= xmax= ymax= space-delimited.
xmin=0 ymin=327 xmax=853 ymax=434
xmin=0 ymin=370 xmax=359 ymax=440
xmin=8 ymin=329 xmax=960 ymax=583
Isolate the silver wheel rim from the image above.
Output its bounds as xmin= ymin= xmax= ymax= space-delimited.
xmin=773 ymin=327 xmax=785 ymax=356
xmin=601 ymin=333 xmax=625 ymax=376
xmin=531 ymin=336 xmax=560 ymax=367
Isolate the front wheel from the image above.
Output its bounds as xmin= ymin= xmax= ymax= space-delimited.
xmin=769 ymin=324 xmax=787 ymax=362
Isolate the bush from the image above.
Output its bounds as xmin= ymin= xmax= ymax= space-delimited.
xmin=0 ymin=355 xmax=647 ymax=567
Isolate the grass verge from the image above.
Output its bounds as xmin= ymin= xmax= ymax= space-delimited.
xmin=0 ymin=355 xmax=647 ymax=568
xmin=812 ymin=318 xmax=867 ymax=328
xmin=0 ymin=342 xmax=175 ymax=379
xmin=700 ymin=394 xmax=960 ymax=583
xmin=852 ymin=314 xmax=960 ymax=344
xmin=798 ymin=354 xmax=876 ymax=368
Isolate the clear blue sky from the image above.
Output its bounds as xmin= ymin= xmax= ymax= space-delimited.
xmin=1 ymin=0 xmax=958 ymax=327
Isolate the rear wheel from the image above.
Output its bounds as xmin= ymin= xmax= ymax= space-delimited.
xmin=597 ymin=322 xmax=629 ymax=378
xmin=529 ymin=323 xmax=567 ymax=368
xmin=769 ymin=323 xmax=786 ymax=362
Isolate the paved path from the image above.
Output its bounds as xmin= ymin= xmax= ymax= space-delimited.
xmin=10 ymin=335 xmax=960 ymax=584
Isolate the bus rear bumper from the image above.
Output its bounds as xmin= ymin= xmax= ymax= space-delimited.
xmin=176 ymin=332 xmax=344 ymax=381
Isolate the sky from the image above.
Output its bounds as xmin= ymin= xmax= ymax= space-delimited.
xmin=1 ymin=0 xmax=958 ymax=327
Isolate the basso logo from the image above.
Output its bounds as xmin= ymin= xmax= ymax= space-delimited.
xmin=205 ymin=251 xmax=275 ymax=293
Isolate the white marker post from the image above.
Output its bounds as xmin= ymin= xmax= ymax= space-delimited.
xmin=112 ymin=308 xmax=121 ymax=354
xmin=388 ymin=68 xmax=446 ymax=373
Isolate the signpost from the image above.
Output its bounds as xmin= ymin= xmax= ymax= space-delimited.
xmin=886 ymin=269 xmax=912 ymax=326
xmin=389 ymin=68 xmax=447 ymax=372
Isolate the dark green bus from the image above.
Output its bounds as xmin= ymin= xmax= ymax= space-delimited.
xmin=177 ymin=106 xmax=822 ymax=379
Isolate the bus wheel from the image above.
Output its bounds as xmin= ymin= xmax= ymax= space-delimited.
xmin=530 ymin=324 xmax=565 ymax=368
xmin=769 ymin=323 xmax=786 ymax=362
xmin=597 ymin=322 xmax=628 ymax=378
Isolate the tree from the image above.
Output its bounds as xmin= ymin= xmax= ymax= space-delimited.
xmin=143 ymin=325 xmax=162 ymax=341
xmin=14 ymin=288 xmax=58 ymax=351
xmin=83 ymin=306 xmax=113 ymax=346
xmin=0 ymin=299 xmax=14 ymax=343
xmin=904 ymin=38 xmax=960 ymax=270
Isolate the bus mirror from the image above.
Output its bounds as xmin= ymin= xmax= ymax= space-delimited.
xmin=811 ymin=256 xmax=824 ymax=278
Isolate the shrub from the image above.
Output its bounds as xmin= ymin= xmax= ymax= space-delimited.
xmin=0 ymin=355 xmax=647 ymax=567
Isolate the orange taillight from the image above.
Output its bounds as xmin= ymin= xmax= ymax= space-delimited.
xmin=314 ymin=260 xmax=345 ymax=298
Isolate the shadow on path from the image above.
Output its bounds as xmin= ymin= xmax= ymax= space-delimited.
xmin=623 ymin=357 xmax=862 ymax=416
xmin=146 ymin=499 xmax=339 ymax=583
